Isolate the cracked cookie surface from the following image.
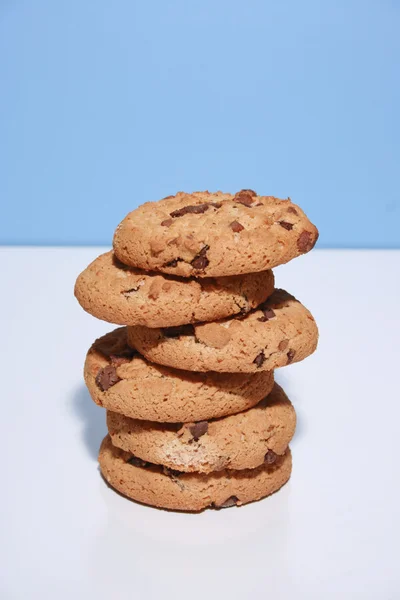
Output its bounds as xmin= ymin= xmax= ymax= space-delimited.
xmin=85 ymin=328 xmax=274 ymax=422
xmin=127 ymin=289 xmax=319 ymax=373
xmin=74 ymin=251 xmax=274 ymax=327
xmin=107 ymin=383 xmax=296 ymax=473
xmin=99 ymin=434 xmax=292 ymax=512
xmin=113 ymin=190 xmax=319 ymax=277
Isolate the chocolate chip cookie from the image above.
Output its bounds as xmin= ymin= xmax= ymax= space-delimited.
xmin=85 ymin=328 xmax=274 ymax=422
xmin=99 ymin=434 xmax=292 ymax=511
xmin=74 ymin=251 xmax=275 ymax=328
xmin=107 ymin=383 xmax=295 ymax=473
xmin=127 ymin=289 xmax=318 ymax=373
xmin=113 ymin=190 xmax=318 ymax=277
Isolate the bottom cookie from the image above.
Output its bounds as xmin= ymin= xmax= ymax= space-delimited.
xmin=99 ymin=435 xmax=292 ymax=512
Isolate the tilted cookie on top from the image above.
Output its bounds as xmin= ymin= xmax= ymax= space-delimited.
xmin=113 ymin=190 xmax=318 ymax=278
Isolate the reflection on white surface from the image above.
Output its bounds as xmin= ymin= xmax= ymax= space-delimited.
xmin=97 ymin=473 xmax=290 ymax=545
xmin=91 ymin=477 xmax=291 ymax=597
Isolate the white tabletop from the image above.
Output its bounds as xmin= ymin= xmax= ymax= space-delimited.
xmin=1 ymin=247 xmax=399 ymax=600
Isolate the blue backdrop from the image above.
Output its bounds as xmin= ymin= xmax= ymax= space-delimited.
xmin=1 ymin=0 xmax=399 ymax=247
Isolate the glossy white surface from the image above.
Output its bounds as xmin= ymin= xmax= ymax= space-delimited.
xmin=1 ymin=248 xmax=399 ymax=600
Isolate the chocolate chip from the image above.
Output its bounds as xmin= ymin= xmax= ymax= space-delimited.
xmin=235 ymin=197 xmax=253 ymax=207
xmin=162 ymin=466 xmax=182 ymax=478
xmin=278 ymin=339 xmax=289 ymax=351
xmin=170 ymin=204 xmax=210 ymax=218
xmin=127 ymin=455 xmax=149 ymax=468
xmin=287 ymin=207 xmax=298 ymax=215
xmin=122 ymin=286 xmax=140 ymax=296
xmin=162 ymin=466 xmax=185 ymax=489
xmin=161 ymin=218 xmax=173 ymax=227
xmin=257 ymin=306 xmax=276 ymax=322
xmin=287 ymin=349 xmax=296 ymax=364
xmin=188 ymin=421 xmax=208 ymax=441
xmin=278 ymin=221 xmax=293 ymax=231
xmin=234 ymin=189 xmax=256 ymax=207
xmin=215 ymin=495 xmax=239 ymax=509
xmin=264 ymin=450 xmax=277 ymax=465
xmin=210 ymin=202 xmax=222 ymax=208
xmin=164 ymin=258 xmax=183 ymax=268
xmin=191 ymin=255 xmax=209 ymax=270
xmin=230 ymin=220 xmax=244 ymax=232
xmin=297 ymin=230 xmax=316 ymax=253
xmin=253 ymin=351 xmax=266 ymax=368
xmin=191 ymin=245 xmax=209 ymax=270
xmin=237 ymin=197 xmax=253 ymax=207
xmin=95 ymin=365 xmax=121 ymax=391
xmin=162 ymin=324 xmax=194 ymax=338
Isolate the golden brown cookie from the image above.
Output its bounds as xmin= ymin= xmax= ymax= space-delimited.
xmin=127 ymin=289 xmax=318 ymax=373
xmin=99 ymin=435 xmax=292 ymax=512
xmin=107 ymin=383 xmax=296 ymax=473
xmin=85 ymin=328 xmax=274 ymax=422
xmin=74 ymin=251 xmax=274 ymax=328
xmin=113 ymin=190 xmax=318 ymax=277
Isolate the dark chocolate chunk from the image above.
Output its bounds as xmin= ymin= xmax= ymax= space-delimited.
xmin=215 ymin=495 xmax=239 ymax=509
xmin=297 ymin=230 xmax=316 ymax=253
xmin=122 ymin=286 xmax=140 ymax=296
xmin=230 ymin=220 xmax=244 ymax=232
xmin=287 ymin=206 xmax=298 ymax=215
xmin=234 ymin=189 xmax=256 ymax=206
xmin=257 ymin=306 xmax=276 ymax=322
xmin=164 ymin=258 xmax=183 ymax=268
xmin=278 ymin=221 xmax=294 ymax=231
xmin=240 ymin=189 xmax=257 ymax=196
xmin=162 ymin=324 xmax=194 ymax=338
xmin=162 ymin=466 xmax=182 ymax=478
xmin=163 ymin=466 xmax=185 ymax=489
xmin=253 ymin=351 xmax=266 ymax=368
xmin=210 ymin=202 xmax=222 ymax=208
xmin=191 ymin=245 xmax=209 ymax=270
xmin=236 ymin=197 xmax=253 ymax=207
xmin=264 ymin=450 xmax=278 ymax=465
xmin=161 ymin=218 xmax=173 ymax=227
xmin=95 ymin=365 xmax=121 ymax=391
xmin=287 ymin=349 xmax=296 ymax=364
xmin=170 ymin=204 xmax=210 ymax=218
xmin=127 ymin=455 xmax=149 ymax=468
xmin=188 ymin=421 xmax=208 ymax=441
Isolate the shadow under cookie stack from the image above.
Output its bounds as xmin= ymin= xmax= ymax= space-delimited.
xmin=75 ymin=190 xmax=319 ymax=512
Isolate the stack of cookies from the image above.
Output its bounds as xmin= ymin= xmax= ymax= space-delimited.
xmin=75 ymin=190 xmax=319 ymax=512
